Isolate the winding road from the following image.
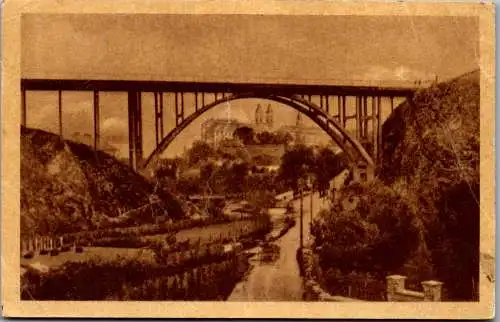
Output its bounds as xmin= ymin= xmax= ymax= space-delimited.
xmin=227 ymin=192 xmax=328 ymax=301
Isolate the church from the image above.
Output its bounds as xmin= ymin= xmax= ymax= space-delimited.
xmin=200 ymin=103 xmax=329 ymax=148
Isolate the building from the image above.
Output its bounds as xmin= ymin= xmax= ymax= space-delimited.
xmin=201 ymin=104 xmax=331 ymax=148
xmin=201 ymin=118 xmax=247 ymax=147
xmin=254 ymin=104 xmax=274 ymax=132
xmin=277 ymin=111 xmax=330 ymax=147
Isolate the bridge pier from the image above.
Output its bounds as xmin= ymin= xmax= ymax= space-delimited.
xmin=93 ymin=90 xmax=100 ymax=150
xmin=128 ymin=91 xmax=143 ymax=170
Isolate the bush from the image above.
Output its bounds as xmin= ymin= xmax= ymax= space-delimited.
xmin=23 ymin=251 xmax=35 ymax=259
xmin=63 ymin=215 xmax=250 ymax=248
xmin=75 ymin=246 xmax=84 ymax=253
xmin=312 ymin=181 xmax=419 ymax=276
xmin=21 ymin=253 xmax=248 ymax=301
xmin=322 ymin=268 xmax=386 ymax=301
xmin=60 ymin=245 xmax=71 ymax=252
xmin=91 ymin=236 xmax=147 ymax=248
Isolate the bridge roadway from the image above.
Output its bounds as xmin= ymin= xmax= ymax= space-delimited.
xmin=227 ymin=192 xmax=328 ymax=301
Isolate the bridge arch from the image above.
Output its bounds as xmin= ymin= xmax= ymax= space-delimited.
xmin=143 ymin=93 xmax=374 ymax=170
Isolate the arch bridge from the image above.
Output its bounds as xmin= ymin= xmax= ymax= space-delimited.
xmin=21 ymin=79 xmax=416 ymax=181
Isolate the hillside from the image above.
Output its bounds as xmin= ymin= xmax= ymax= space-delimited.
xmin=380 ymin=70 xmax=480 ymax=300
xmin=310 ymin=70 xmax=481 ymax=301
xmin=381 ymin=70 xmax=479 ymax=185
xmin=21 ymin=127 xmax=184 ymax=238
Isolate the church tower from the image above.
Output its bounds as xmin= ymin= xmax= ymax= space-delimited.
xmin=255 ymin=104 xmax=263 ymax=124
xmin=295 ymin=112 xmax=305 ymax=144
xmin=265 ymin=104 xmax=273 ymax=128
xmin=296 ymin=111 xmax=304 ymax=127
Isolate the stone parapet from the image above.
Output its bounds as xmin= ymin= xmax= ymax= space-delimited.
xmin=301 ymin=248 xmax=444 ymax=302
xmin=386 ymin=275 xmax=443 ymax=302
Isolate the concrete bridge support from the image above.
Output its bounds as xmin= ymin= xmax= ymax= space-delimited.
xmin=128 ymin=91 xmax=143 ymax=170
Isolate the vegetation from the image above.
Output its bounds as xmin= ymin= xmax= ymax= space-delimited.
xmin=233 ymin=127 xmax=293 ymax=146
xmin=312 ymin=181 xmax=419 ymax=273
xmin=21 ymin=127 xmax=184 ymax=238
xmin=278 ymin=144 xmax=348 ymax=195
xmin=85 ymin=215 xmax=270 ymax=249
xmin=21 ymin=214 xmax=271 ymax=301
xmin=254 ymin=130 xmax=294 ymax=145
xmin=154 ymin=140 xmax=286 ymax=209
xmin=380 ymin=70 xmax=480 ymax=300
xmin=21 ymin=251 xmax=248 ymax=301
xmin=309 ymin=181 xmax=419 ymax=300
xmin=310 ymin=70 xmax=480 ymax=301
xmin=233 ymin=126 xmax=256 ymax=145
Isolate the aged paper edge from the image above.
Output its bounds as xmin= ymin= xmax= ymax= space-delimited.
xmin=1 ymin=0 xmax=495 ymax=318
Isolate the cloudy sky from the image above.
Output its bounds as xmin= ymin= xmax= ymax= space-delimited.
xmin=22 ymin=14 xmax=479 ymax=158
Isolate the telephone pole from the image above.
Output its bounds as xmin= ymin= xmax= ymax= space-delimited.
xmin=310 ymin=185 xmax=313 ymax=224
xmin=299 ymin=185 xmax=304 ymax=251
xmin=307 ymin=173 xmax=315 ymax=226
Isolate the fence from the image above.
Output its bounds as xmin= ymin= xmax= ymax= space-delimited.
xmin=21 ymin=213 xmax=270 ymax=256
xmin=21 ymin=236 xmax=66 ymax=254
xmin=21 ymin=249 xmax=249 ymax=301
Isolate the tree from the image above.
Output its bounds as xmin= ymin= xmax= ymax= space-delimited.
xmin=313 ymin=149 xmax=348 ymax=196
xmin=154 ymin=158 xmax=181 ymax=180
xmin=233 ymin=126 xmax=255 ymax=145
xmin=225 ymin=162 xmax=249 ymax=193
xmin=311 ymin=181 xmax=419 ymax=273
xmin=200 ymin=162 xmax=215 ymax=183
xmin=252 ymin=154 xmax=275 ymax=166
xmin=188 ymin=141 xmax=215 ymax=166
xmin=275 ymin=131 xmax=294 ymax=146
xmin=256 ymin=131 xmax=274 ymax=145
xmin=278 ymin=144 xmax=316 ymax=192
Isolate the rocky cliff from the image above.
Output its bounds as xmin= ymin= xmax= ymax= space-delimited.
xmin=21 ymin=127 xmax=184 ymax=237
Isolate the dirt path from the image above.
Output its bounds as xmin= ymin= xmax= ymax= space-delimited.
xmin=227 ymin=192 xmax=327 ymax=301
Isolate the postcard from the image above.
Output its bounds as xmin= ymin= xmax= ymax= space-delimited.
xmin=1 ymin=0 xmax=495 ymax=319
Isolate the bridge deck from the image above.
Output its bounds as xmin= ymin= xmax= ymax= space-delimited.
xmin=21 ymin=78 xmax=416 ymax=96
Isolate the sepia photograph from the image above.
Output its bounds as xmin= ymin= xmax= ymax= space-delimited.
xmin=1 ymin=0 xmax=495 ymax=319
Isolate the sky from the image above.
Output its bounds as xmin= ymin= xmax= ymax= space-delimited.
xmin=22 ymin=14 xmax=479 ymax=159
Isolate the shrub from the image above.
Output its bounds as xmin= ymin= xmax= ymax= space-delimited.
xmin=91 ymin=236 xmax=146 ymax=248
xmin=21 ymin=253 xmax=248 ymax=301
xmin=60 ymin=245 xmax=71 ymax=252
xmin=23 ymin=251 xmax=35 ymax=259
xmin=321 ymin=268 xmax=386 ymax=301
xmin=312 ymin=181 xmax=419 ymax=276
